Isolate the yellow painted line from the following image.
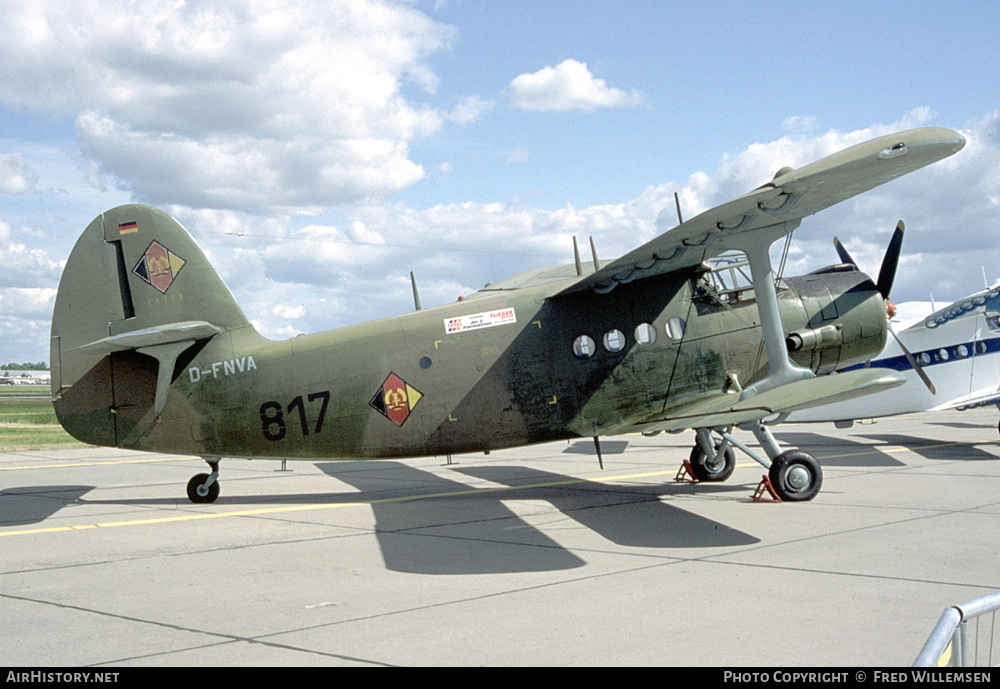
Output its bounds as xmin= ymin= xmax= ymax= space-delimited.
xmin=0 ymin=469 xmax=684 ymax=538
xmin=3 ymin=438 xmax=995 ymax=538
xmin=0 ymin=457 xmax=195 ymax=471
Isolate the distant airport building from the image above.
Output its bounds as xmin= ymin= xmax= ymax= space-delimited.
xmin=0 ymin=370 xmax=50 ymax=385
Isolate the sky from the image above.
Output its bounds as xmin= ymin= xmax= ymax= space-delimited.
xmin=2 ymin=0 xmax=999 ymax=364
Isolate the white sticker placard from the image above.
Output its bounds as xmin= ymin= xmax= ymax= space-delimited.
xmin=445 ymin=308 xmax=516 ymax=334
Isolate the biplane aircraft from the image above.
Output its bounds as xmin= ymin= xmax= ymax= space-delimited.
xmin=49 ymin=127 xmax=965 ymax=503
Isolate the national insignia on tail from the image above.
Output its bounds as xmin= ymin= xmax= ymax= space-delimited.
xmin=133 ymin=240 xmax=186 ymax=294
xmin=369 ymin=373 xmax=423 ymax=426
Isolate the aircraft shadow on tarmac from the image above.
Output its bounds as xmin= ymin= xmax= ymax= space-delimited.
xmin=317 ymin=460 xmax=759 ymax=575
xmin=856 ymin=434 xmax=1000 ymax=461
xmin=775 ymin=430 xmax=999 ymax=465
xmin=772 ymin=432 xmax=906 ymax=467
xmin=562 ymin=440 xmax=630 ymax=455
xmin=0 ymin=485 xmax=94 ymax=526
xmin=926 ymin=420 xmax=1000 ymax=431
xmin=2 ymin=460 xmax=760 ymax=575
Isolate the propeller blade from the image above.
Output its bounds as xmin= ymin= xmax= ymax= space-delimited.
xmin=876 ymin=220 xmax=905 ymax=298
xmin=888 ymin=323 xmax=936 ymax=395
xmin=833 ymin=236 xmax=857 ymax=267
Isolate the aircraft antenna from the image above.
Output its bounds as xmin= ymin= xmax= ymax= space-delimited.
xmin=589 ymin=236 xmax=600 ymax=272
xmin=410 ymin=271 xmax=422 ymax=311
xmin=573 ymin=237 xmax=583 ymax=276
xmin=984 ymin=266 xmax=990 ymax=289
xmin=674 ymin=191 xmax=684 ymax=224
xmin=593 ymin=436 xmax=604 ymax=470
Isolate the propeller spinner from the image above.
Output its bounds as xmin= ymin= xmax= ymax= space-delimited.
xmin=834 ymin=221 xmax=936 ymax=395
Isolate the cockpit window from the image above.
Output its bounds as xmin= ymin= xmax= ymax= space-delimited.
xmin=985 ymin=311 xmax=1000 ymax=333
xmin=698 ymin=252 xmax=768 ymax=304
xmin=704 ymin=253 xmax=753 ymax=292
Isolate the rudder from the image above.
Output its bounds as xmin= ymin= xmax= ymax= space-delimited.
xmin=51 ymin=204 xmax=253 ymax=447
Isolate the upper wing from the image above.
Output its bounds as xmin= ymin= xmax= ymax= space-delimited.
xmin=559 ymin=127 xmax=965 ymax=296
xmin=914 ymin=284 xmax=1000 ymax=330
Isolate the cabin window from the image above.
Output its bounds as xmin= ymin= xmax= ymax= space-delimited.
xmin=956 ymin=345 xmax=969 ymax=359
xmin=935 ymin=349 xmax=949 ymax=362
xmin=634 ymin=323 xmax=656 ymax=345
xmin=603 ymin=329 xmax=625 ymax=352
xmin=665 ymin=317 xmax=686 ymax=341
xmin=573 ymin=335 xmax=596 ymax=358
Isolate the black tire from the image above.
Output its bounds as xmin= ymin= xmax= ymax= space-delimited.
xmin=689 ymin=442 xmax=736 ymax=482
xmin=187 ymin=473 xmax=220 ymax=504
xmin=768 ymin=451 xmax=822 ymax=502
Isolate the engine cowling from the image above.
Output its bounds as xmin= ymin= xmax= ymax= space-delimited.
xmin=783 ymin=266 xmax=889 ymax=374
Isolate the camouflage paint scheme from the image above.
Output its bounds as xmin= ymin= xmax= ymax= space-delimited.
xmin=50 ymin=128 xmax=965 ymax=473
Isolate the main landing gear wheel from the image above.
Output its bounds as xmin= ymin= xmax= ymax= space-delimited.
xmin=689 ymin=442 xmax=736 ymax=482
xmin=768 ymin=451 xmax=822 ymax=502
xmin=187 ymin=473 xmax=220 ymax=504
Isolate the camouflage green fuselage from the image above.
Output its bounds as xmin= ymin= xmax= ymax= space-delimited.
xmin=54 ymin=262 xmax=886 ymax=460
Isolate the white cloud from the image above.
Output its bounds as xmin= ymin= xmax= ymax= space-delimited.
xmin=0 ymin=1 xmax=461 ymax=213
xmin=0 ymin=287 xmax=57 ymax=318
xmin=507 ymin=59 xmax=646 ymax=113
xmin=233 ymin=111 xmax=997 ymax=341
xmin=272 ymin=304 xmax=305 ymax=320
xmin=0 ymin=153 xmax=38 ymax=194
xmin=504 ymin=146 xmax=530 ymax=164
xmin=661 ymin=110 xmax=1000 ymax=308
xmin=6 ymin=111 xmax=1000 ymax=365
xmin=446 ymin=95 xmax=494 ymax=125
xmin=782 ymin=116 xmax=816 ymax=134
xmin=0 ymin=220 xmax=63 ymax=289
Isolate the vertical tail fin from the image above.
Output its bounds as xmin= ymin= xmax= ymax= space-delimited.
xmin=51 ymin=204 xmax=252 ymax=446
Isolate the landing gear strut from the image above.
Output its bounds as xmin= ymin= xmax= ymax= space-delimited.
xmin=688 ymin=429 xmax=736 ymax=482
xmin=187 ymin=457 xmax=220 ymax=504
xmin=685 ymin=421 xmax=823 ymax=501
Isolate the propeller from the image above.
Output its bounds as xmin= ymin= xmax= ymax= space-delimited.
xmin=834 ymin=221 xmax=936 ymax=395
xmin=835 ymin=220 xmax=905 ymax=300
xmin=876 ymin=220 xmax=905 ymax=299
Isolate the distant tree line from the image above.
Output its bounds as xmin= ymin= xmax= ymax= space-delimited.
xmin=2 ymin=362 xmax=48 ymax=370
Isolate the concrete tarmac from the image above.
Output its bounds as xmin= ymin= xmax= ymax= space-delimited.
xmin=2 ymin=409 xmax=999 ymax=666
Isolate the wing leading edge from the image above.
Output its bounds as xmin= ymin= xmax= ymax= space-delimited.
xmin=558 ymin=127 xmax=966 ymax=296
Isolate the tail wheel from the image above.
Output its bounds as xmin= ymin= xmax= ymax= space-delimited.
xmin=186 ymin=473 xmax=220 ymax=504
xmin=768 ymin=451 xmax=822 ymax=501
xmin=689 ymin=442 xmax=736 ymax=482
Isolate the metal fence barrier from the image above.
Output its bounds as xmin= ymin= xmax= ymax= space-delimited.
xmin=914 ymin=591 xmax=1000 ymax=666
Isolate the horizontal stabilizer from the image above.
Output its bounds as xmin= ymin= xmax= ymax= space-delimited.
xmin=71 ymin=320 xmax=221 ymax=354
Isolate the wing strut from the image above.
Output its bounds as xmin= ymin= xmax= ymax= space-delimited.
xmin=732 ymin=226 xmax=814 ymax=400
